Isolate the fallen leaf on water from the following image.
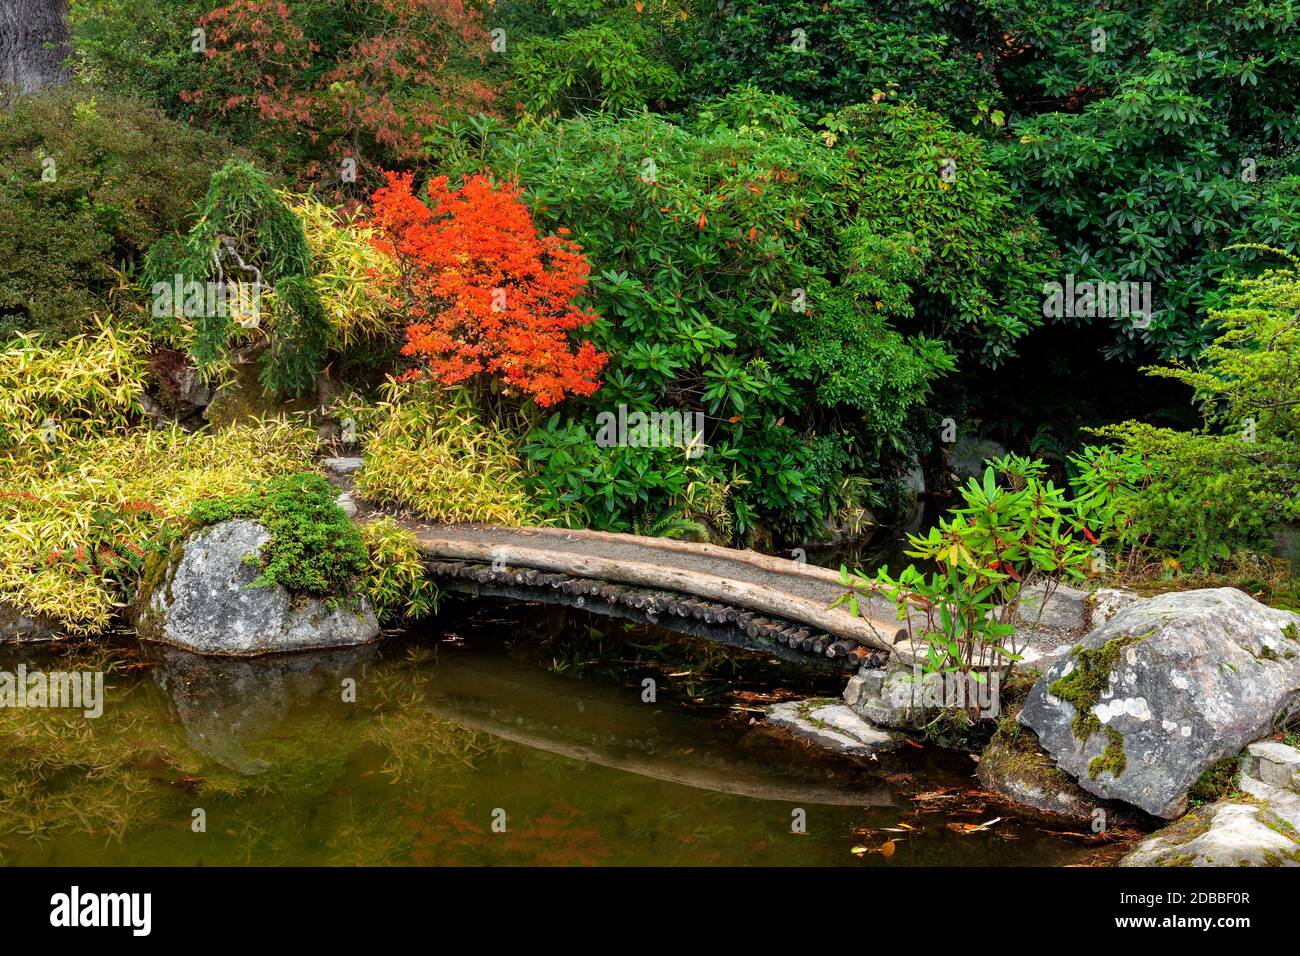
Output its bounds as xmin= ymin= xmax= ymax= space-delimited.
xmin=851 ymin=840 xmax=901 ymax=858
xmin=948 ymin=817 xmax=1003 ymax=834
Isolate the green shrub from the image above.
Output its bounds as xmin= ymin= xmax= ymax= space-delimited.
xmin=839 ymin=459 xmax=1091 ymax=681
xmin=432 ymin=87 xmax=1043 ymax=537
xmin=788 ymin=282 xmax=955 ymax=445
xmin=143 ymin=160 xmax=328 ymax=398
xmin=0 ymin=89 xmax=229 ymax=338
xmin=511 ymin=16 xmax=682 ymax=115
xmin=1095 ymin=262 xmax=1300 ymax=569
xmin=822 ymin=97 xmax=1057 ymax=363
xmin=521 ymin=413 xmax=736 ymax=533
xmin=191 ymin=472 xmax=367 ymax=604
xmin=68 ymin=0 xmax=209 ymax=118
xmin=989 ymin=1 xmax=1300 ymax=360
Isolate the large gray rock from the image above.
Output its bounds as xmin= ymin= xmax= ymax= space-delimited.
xmin=1020 ymin=588 xmax=1300 ymax=819
xmin=767 ymin=700 xmax=896 ymax=757
xmin=0 ymin=603 xmax=62 ymax=643
xmin=1121 ymin=745 xmax=1300 ymax=867
xmin=136 ymin=519 xmax=380 ymax=656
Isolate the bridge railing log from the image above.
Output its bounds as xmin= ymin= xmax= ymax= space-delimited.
xmin=491 ymin=526 xmax=850 ymax=586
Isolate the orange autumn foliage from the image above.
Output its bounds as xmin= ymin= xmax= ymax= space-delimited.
xmin=368 ymin=172 xmax=606 ymax=407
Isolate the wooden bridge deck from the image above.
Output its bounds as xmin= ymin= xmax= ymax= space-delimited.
xmin=400 ymin=522 xmax=905 ymax=667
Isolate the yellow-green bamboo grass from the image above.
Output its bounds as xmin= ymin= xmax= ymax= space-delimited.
xmin=358 ymin=517 xmax=438 ymax=621
xmin=356 ymin=383 xmax=543 ymax=526
xmin=285 ymin=192 xmax=404 ymax=352
xmin=1 ymin=421 xmax=321 ymax=633
xmin=0 ymin=320 xmax=145 ymax=447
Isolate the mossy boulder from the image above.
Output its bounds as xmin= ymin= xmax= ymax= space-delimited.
xmin=134 ymin=519 xmax=379 ymax=656
xmin=1120 ymin=788 xmax=1300 ymax=867
xmin=1020 ymin=588 xmax=1300 ymax=819
xmin=1119 ymin=803 xmax=1296 ymax=866
xmin=977 ymin=723 xmax=1106 ymax=823
xmin=202 ymin=359 xmax=323 ymax=431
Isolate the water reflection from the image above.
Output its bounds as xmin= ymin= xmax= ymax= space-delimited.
xmin=149 ymin=645 xmax=378 ymax=775
xmin=0 ymin=605 xmax=1105 ymax=866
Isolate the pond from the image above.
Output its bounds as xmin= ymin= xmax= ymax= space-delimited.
xmin=0 ymin=597 xmax=1111 ymax=866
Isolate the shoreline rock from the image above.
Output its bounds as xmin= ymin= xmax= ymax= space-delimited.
xmin=766 ymin=699 xmax=897 ymax=757
xmin=1120 ymin=742 xmax=1300 ymax=866
xmin=135 ymin=519 xmax=380 ymax=656
xmin=977 ymin=724 xmax=1107 ymax=823
xmin=1020 ymin=587 xmax=1300 ymax=819
xmin=0 ymin=603 xmax=63 ymax=644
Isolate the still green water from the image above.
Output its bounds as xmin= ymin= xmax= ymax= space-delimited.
xmin=0 ymin=599 xmax=1101 ymax=866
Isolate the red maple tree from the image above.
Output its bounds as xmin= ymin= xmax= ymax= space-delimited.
xmin=368 ymin=171 xmax=606 ymax=407
xmin=184 ymin=0 xmax=494 ymax=185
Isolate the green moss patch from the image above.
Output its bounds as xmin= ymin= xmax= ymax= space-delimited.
xmin=1189 ymin=757 xmax=1241 ymax=805
xmin=1088 ymin=726 xmax=1127 ymax=780
xmin=1050 ymin=632 xmax=1149 ymax=780
xmin=190 ymin=472 xmax=366 ymax=607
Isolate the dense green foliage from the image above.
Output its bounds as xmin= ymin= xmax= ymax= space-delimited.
xmin=0 ymin=89 xmax=227 ymax=338
xmin=190 ymin=472 xmax=368 ymax=603
xmin=436 ymin=87 xmax=1040 ymax=537
xmin=680 ymin=0 xmax=1001 ymax=120
xmin=991 ymin=2 xmax=1300 ymax=360
xmin=0 ymin=0 xmax=1295 ymax=617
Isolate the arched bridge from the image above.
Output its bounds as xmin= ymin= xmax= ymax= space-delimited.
xmin=402 ymin=523 xmax=905 ymax=670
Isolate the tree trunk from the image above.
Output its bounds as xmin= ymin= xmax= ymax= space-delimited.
xmin=0 ymin=0 xmax=71 ymax=106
